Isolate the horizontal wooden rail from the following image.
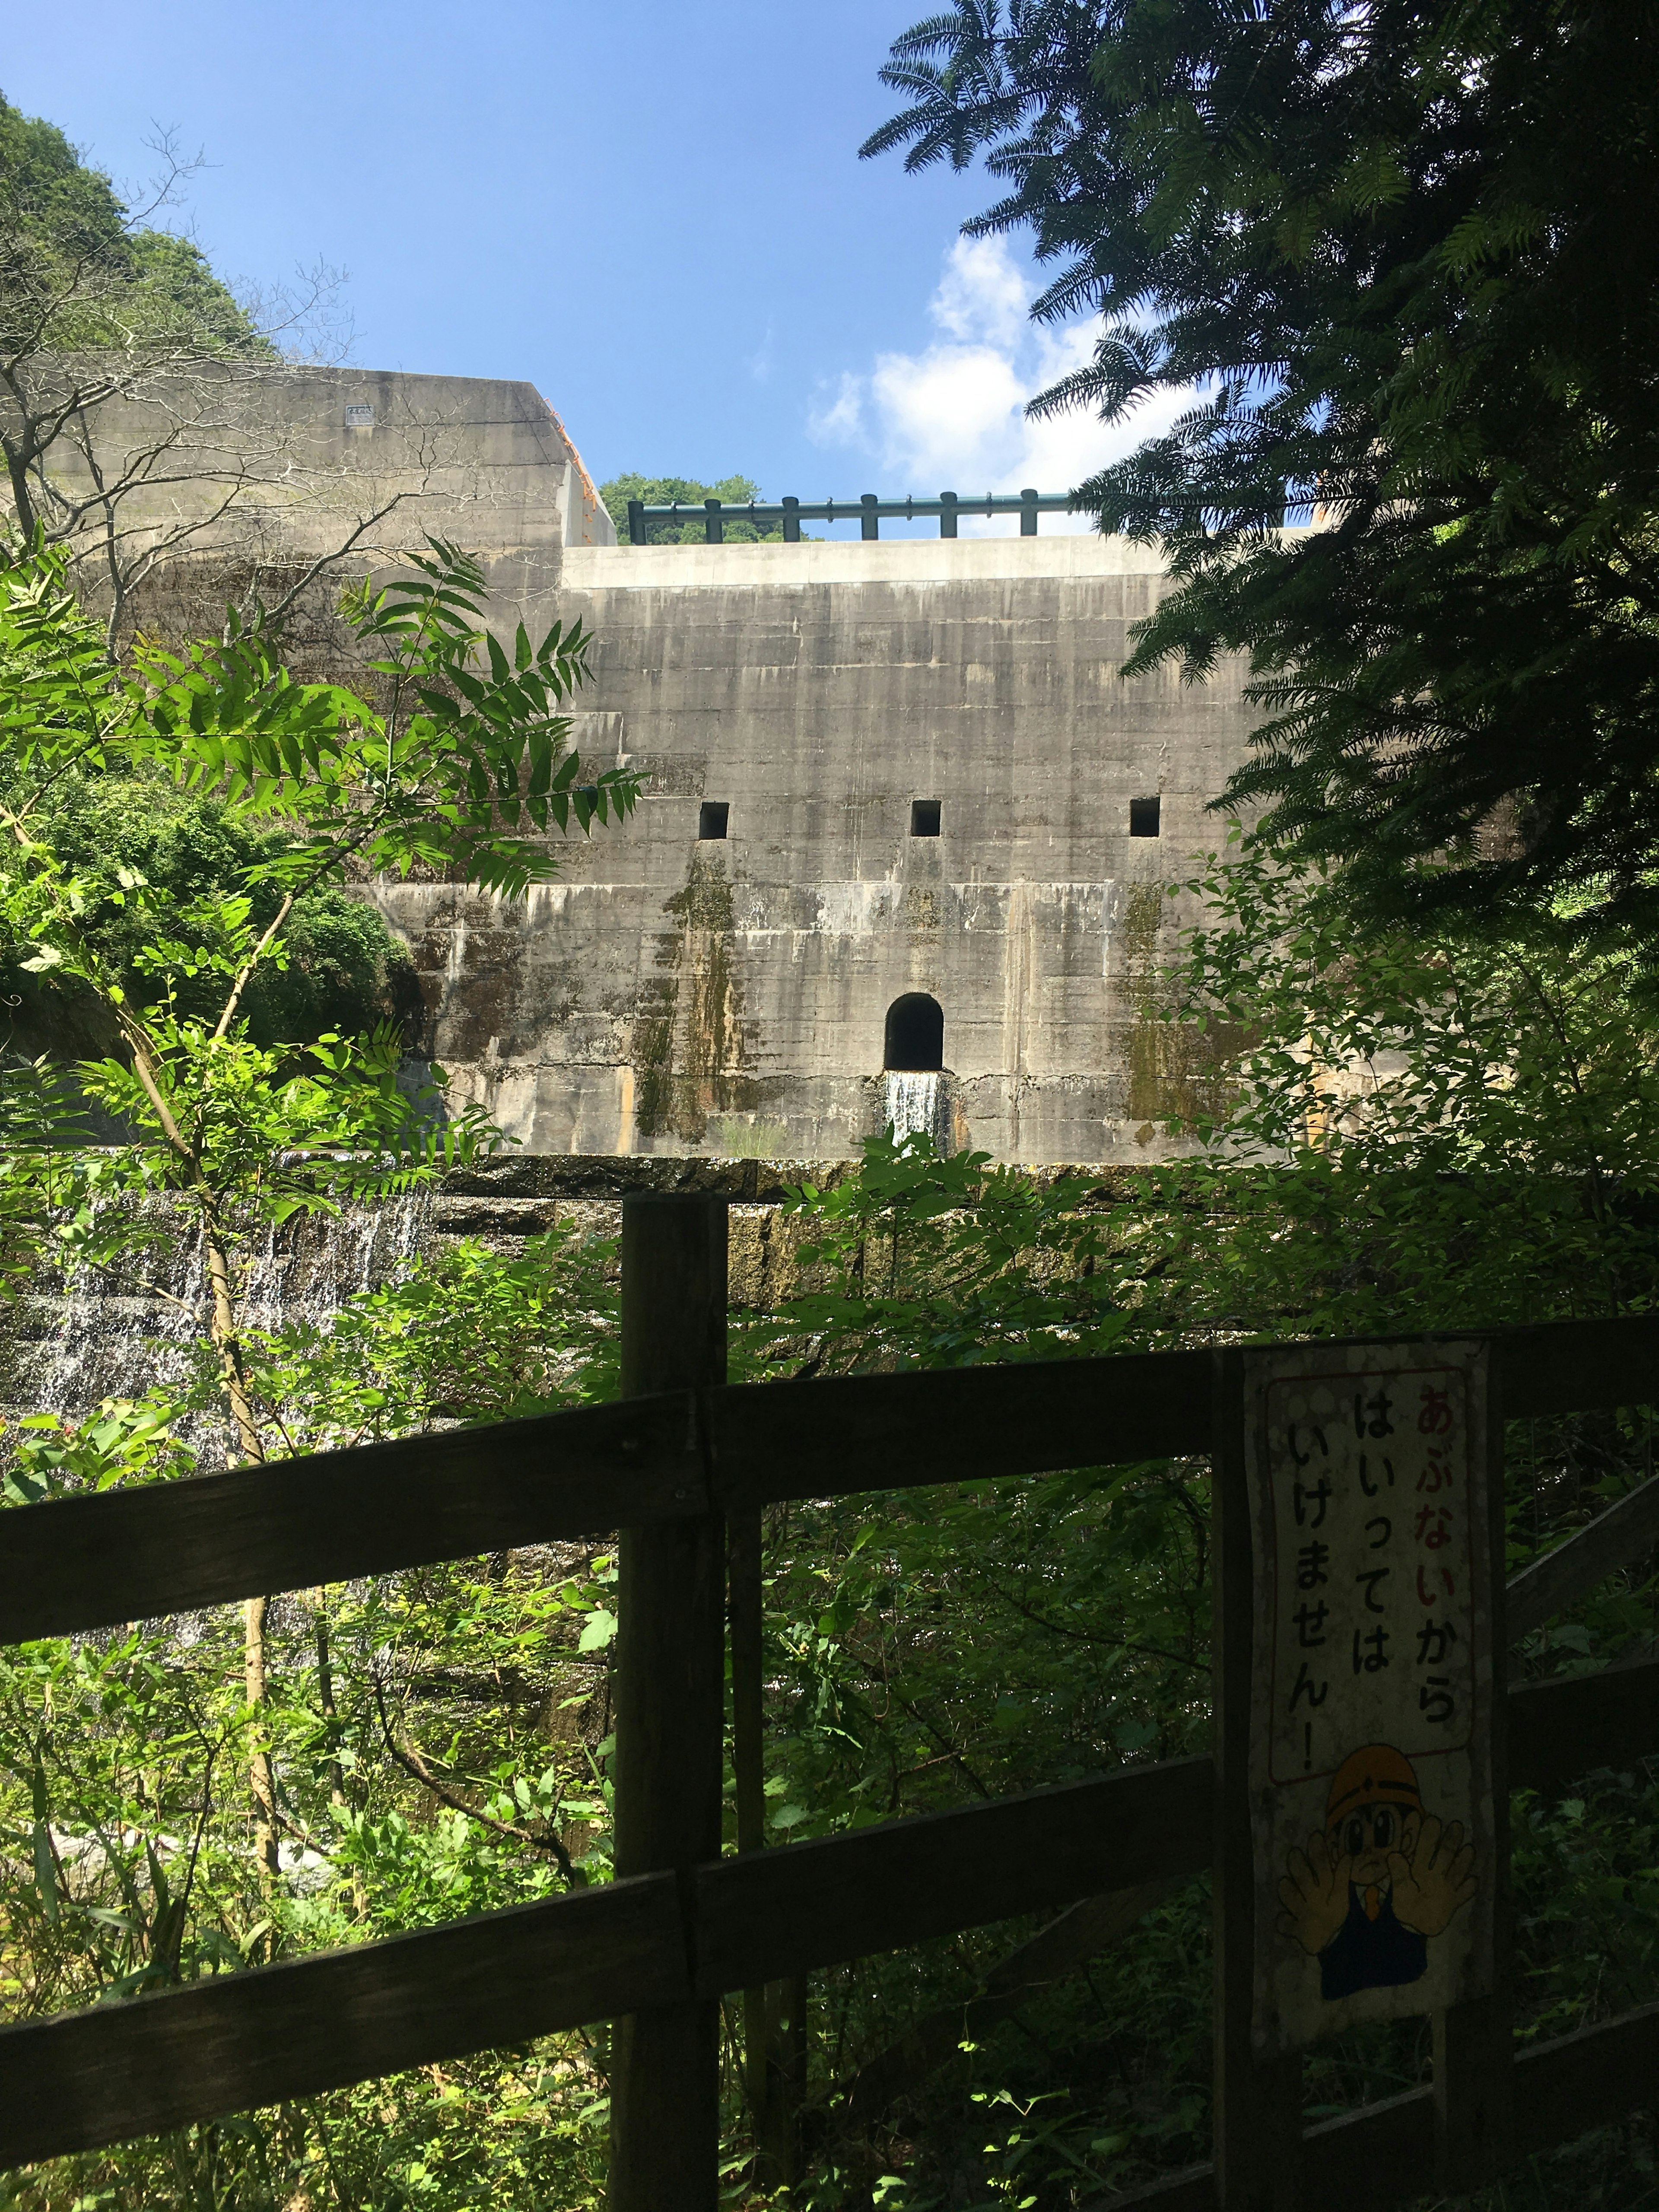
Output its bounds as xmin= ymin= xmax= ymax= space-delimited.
xmin=3 ymin=1319 xmax=1655 ymax=1646
xmin=1099 ymin=1998 xmax=1659 ymax=2211
xmin=693 ymin=1754 xmax=1212 ymax=1995
xmin=711 ymin=1349 xmax=1211 ymax=1503
xmin=0 ymin=1874 xmax=686 ymax=2167
xmin=0 ymin=1396 xmax=706 ymax=1643
xmin=1500 ymin=1313 xmax=1659 ymax=1421
xmin=1508 ymin=1655 xmax=1659 ymax=1789
xmin=1507 ymin=1472 xmax=1659 ymax=1642
xmin=0 ymin=1659 xmax=1650 ymax=2169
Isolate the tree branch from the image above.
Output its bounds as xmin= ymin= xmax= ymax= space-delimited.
xmin=369 ymin=1671 xmax=578 ymax=1885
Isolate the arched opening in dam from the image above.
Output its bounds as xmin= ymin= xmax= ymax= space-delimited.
xmin=884 ymin=992 xmax=944 ymax=1072
xmin=882 ymin=993 xmax=951 ymax=1154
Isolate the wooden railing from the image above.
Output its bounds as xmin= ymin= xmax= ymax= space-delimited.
xmin=0 ymin=1197 xmax=1655 ymax=2208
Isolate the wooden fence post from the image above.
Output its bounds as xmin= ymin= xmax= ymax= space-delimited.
xmin=1212 ymin=1348 xmax=1303 ymax=2210
xmin=608 ymin=1195 xmax=728 ymax=2212
xmin=1434 ymin=1355 xmax=1513 ymax=2190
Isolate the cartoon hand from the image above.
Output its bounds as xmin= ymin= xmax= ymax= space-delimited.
xmin=1278 ymin=1829 xmax=1351 ymax=1956
xmin=1389 ymin=1815 xmax=1477 ymax=1937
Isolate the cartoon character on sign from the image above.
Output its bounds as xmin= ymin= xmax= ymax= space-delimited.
xmin=1278 ymin=1745 xmax=1478 ymax=1999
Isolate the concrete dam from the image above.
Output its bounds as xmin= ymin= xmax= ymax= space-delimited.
xmin=369 ymin=518 xmax=1259 ymax=1166
xmin=83 ymin=366 xmax=1259 ymax=1165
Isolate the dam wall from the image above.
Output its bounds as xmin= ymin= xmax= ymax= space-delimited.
xmin=56 ymin=365 xmax=615 ymax=652
xmin=39 ymin=363 xmax=1257 ymax=1166
xmin=373 ymin=531 xmax=1256 ymax=1165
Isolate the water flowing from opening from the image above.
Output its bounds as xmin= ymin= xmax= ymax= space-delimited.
xmin=884 ymin=1070 xmax=951 ymax=1156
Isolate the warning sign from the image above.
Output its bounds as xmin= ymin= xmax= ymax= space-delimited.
xmin=1243 ymin=1341 xmax=1498 ymax=2050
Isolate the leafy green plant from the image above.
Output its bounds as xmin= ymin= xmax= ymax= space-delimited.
xmin=865 ymin=0 xmax=1659 ymax=956
xmin=710 ymin=827 xmax=1659 ymax=2204
xmin=0 ymin=531 xmax=634 ymax=1891
xmin=1 ymin=533 xmax=634 ymax=1456
xmin=4 ymin=641 xmax=1658 ymax=2209
xmin=1106 ymin=829 xmax=1659 ymax=1347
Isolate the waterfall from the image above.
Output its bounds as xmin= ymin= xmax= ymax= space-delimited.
xmin=884 ymin=1070 xmax=951 ymax=1156
xmin=5 ymin=1191 xmax=433 ymax=1432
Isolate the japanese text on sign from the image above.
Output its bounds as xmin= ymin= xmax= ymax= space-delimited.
xmin=1244 ymin=1342 xmax=1496 ymax=2050
xmin=1272 ymin=1370 xmax=1474 ymax=1783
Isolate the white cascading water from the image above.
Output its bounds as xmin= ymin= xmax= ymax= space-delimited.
xmin=884 ymin=1070 xmax=951 ymax=1155
xmin=7 ymin=1191 xmax=433 ymax=1432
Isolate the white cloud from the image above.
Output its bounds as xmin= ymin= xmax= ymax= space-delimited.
xmin=808 ymin=236 xmax=1188 ymax=531
xmin=931 ymin=234 xmax=1029 ymax=349
xmin=807 ymin=369 xmax=867 ymax=447
xmin=868 ymin=343 xmax=1026 ymax=486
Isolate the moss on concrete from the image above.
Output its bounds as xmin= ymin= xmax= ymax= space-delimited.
xmin=632 ymin=849 xmax=779 ymax=1146
xmin=1123 ymin=880 xmax=1237 ymax=1139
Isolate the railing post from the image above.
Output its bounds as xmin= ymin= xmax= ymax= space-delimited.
xmin=1212 ymin=1348 xmax=1303 ymax=2209
xmin=939 ymin=491 xmax=958 ymax=538
xmin=1434 ymin=1356 xmax=1513 ymax=2189
xmin=608 ymin=1195 xmax=728 ymax=2212
xmin=861 ymin=492 xmax=880 ymax=540
xmin=626 ymin=498 xmax=646 ymax=546
xmin=782 ymin=495 xmax=801 ymax=543
xmin=1020 ymin=486 xmax=1039 ymax=535
xmin=704 ymin=497 xmax=725 ymax=545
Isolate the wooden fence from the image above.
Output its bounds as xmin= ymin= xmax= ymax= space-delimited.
xmin=0 ymin=1194 xmax=1656 ymax=2208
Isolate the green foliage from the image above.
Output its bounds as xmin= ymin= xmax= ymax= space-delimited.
xmin=711 ymin=831 xmax=1659 ymax=2201
xmin=239 ymin=1225 xmax=621 ymax=1453
xmin=0 ymin=1531 xmax=621 ymax=2207
xmin=600 ymin=471 xmax=797 ymax=545
xmin=736 ymin=1131 xmax=1128 ymax=1379
xmin=125 ymin=540 xmax=629 ymax=896
xmin=2 ymin=706 xmax=1657 ymax=2209
xmin=0 ymin=89 xmax=263 ymax=354
xmin=0 ymin=529 xmax=637 ymax=1477
xmin=0 ymin=534 xmax=643 ymax=2207
xmin=0 ymin=761 xmax=413 ymax=1049
xmin=0 ymin=529 xmax=635 ymax=971
xmin=1106 ymin=830 xmax=1659 ymax=1345
xmin=864 ymin=3 xmax=1659 ymax=956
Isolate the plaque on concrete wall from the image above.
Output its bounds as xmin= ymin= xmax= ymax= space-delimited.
xmin=1244 ymin=1340 xmax=1497 ymax=2050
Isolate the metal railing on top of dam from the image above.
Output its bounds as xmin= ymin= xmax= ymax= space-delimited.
xmin=625 ymin=488 xmax=1077 ymax=543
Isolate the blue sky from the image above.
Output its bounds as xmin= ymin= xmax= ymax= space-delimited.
xmin=4 ymin=3 xmax=1180 ymax=531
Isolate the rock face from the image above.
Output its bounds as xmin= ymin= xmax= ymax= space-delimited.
xmin=374 ymin=532 xmax=1256 ymax=1165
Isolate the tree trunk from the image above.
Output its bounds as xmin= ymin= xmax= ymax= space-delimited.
xmin=242 ymin=1594 xmax=281 ymax=1894
xmin=201 ymin=1210 xmax=280 ymax=1898
xmin=202 ymin=1215 xmax=263 ymax=1465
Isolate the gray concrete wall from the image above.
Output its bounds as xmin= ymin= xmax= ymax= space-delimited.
xmin=54 ymin=364 xmax=615 ymax=603
xmin=373 ymin=533 xmax=1255 ymax=1166
xmin=48 ymin=359 xmax=1256 ymax=1165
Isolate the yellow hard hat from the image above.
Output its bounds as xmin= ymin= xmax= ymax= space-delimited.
xmin=1325 ymin=1744 xmax=1422 ymax=1834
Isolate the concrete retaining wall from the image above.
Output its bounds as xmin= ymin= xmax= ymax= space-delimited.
xmin=375 ymin=531 xmax=1255 ymax=1166
xmin=51 ymin=362 xmax=1257 ymax=1165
